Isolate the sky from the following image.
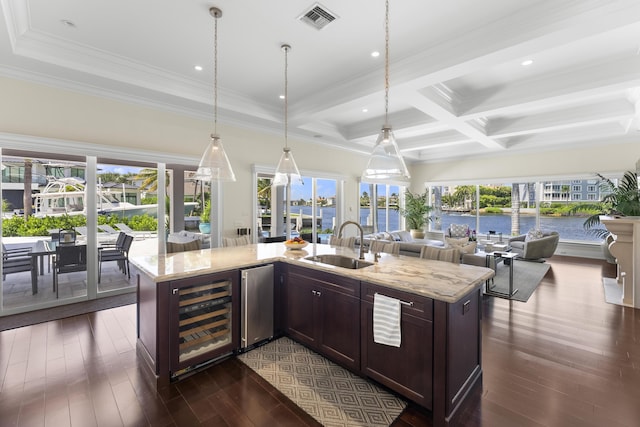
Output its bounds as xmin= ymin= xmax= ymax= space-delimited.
xmin=290 ymin=177 xmax=337 ymax=200
xmin=97 ymin=164 xmax=141 ymax=175
xmin=98 ymin=165 xmax=338 ymax=200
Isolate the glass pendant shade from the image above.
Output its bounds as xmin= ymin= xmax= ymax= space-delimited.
xmin=273 ymin=147 xmax=302 ymax=186
xmin=362 ymin=126 xmax=410 ymax=182
xmin=195 ymin=134 xmax=236 ymax=181
xmin=196 ymin=7 xmax=235 ymax=182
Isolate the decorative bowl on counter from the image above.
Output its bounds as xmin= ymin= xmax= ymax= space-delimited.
xmin=284 ymin=241 xmax=309 ymax=250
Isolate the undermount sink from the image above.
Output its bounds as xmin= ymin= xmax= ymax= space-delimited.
xmin=304 ymin=254 xmax=374 ymax=270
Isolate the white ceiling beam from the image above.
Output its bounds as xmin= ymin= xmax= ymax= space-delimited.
xmin=398 ymin=87 xmax=505 ymax=150
xmin=488 ymin=99 xmax=635 ymax=137
xmin=400 ymin=131 xmax=473 ymax=153
xmin=293 ymin=0 xmax=640 ymax=120
xmin=459 ymin=56 xmax=640 ymax=118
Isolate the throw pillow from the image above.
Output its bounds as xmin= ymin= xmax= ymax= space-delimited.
xmin=381 ymin=232 xmax=394 ymax=241
xmin=458 ymin=241 xmax=477 ymax=255
xmin=389 ymin=232 xmax=402 ymax=241
xmin=449 ymin=224 xmax=469 ymax=238
xmin=525 ymin=229 xmax=545 ymax=242
xmin=397 ymin=230 xmax=413 ymax=241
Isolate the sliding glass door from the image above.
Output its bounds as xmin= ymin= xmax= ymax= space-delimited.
xmin=1 ymin=150 xmax=88 ymax=311
xmin=254 ymin=169 xmax=341 ymax=243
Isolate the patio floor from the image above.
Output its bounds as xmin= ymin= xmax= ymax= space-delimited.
xmin=1 ymin=236 xmax=159 ymax=311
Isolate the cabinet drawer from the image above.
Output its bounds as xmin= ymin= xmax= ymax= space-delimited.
xmin=361 ymin=282 xmax=433 ymax=320
xmin=288 ymin=265 xmax=360 ymax=298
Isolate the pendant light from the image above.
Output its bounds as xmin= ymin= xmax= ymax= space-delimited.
xmin=361 ymin=0 xmax=410 ymax=183
xmin=195 ymin=7 xmax=236 ymax=182
xmin=273 ymin=44 xmax=302 ymax=187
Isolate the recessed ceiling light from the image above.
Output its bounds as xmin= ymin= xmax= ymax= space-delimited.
xmin=60 ymin=19 xmax=76 ymax=28
xmin=521 ymin=59 xmax=534 ymax=66
xmin=362 ymin=108 xmax=368 ymax=113
xmin=371 ymin=51 xmax=380 ymax=58
xmin=194 ymin=65 xmax=203 ymax=71
xmin=279 ymin=95 xmax=285 ymax=100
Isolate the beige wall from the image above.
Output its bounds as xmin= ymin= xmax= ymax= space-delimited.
xmin=2 ymin=76 xmax=638 ymax=236
xmin=0 ymin=77 xmax=366 ymax=237
xmin=409 ymin=143 xmax=640 ymax=190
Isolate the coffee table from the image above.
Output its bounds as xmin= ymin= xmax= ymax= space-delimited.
xmin=485 ymin=251 xmax=519 ymax=299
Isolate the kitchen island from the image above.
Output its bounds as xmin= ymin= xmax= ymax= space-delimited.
xmin=132 ymin=243 xmax=494 ymax=427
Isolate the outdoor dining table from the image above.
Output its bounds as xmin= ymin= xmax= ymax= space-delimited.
xmin=29 ymin=240 xmax=87 ymax=294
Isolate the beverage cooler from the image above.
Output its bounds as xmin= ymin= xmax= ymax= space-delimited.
xmin=170 ymin=271 xmax=238 ymax=377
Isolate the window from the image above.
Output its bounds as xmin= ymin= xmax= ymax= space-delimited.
xmin=255 ymin=171 xmax=341 ymax=244
xmin=359 ymin=182 xmax=403 ymax=234
xmin=429 ymin=175 xmax=606 ymax=243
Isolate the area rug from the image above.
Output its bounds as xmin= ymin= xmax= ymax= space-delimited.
xmin=602 ymin=277 xmax=623 ymax=305
xmin=237 ymin=337 xmax=407 ymax=427
xmin=488 ymin=259 xmax=551 ymax=302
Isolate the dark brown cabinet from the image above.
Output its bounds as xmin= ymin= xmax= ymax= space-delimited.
xmin=361 ymin=282 xmax=434 ymax=408
xmin=138 ymin=258 xmax=483 ymax=426
xmin=285 ymin=265 xmax=361 ymax=371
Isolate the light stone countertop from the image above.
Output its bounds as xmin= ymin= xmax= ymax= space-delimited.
xmin=130 ymin=243 xmax=495 ymax=303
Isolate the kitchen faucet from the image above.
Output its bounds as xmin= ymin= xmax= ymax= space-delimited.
xmin=337 ymin=220 xmax=365 ymax=260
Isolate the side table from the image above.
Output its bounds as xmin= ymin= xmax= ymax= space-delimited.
xmin=485 ymin=251 xmax=519 ymax=298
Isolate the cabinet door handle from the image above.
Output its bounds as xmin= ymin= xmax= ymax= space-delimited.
xmin=172 ymin=288 xmax=179 ymax=295
xmin=312 ymin=290 xmax=317 ymax=296
xmin=316 ymin=291 xmax=321 ymax=297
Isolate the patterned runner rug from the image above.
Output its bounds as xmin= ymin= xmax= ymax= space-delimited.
xmin=237 ymin=337 xmax=407 ymax=427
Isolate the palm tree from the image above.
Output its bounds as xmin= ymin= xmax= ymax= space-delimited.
xmin=453 ymin=185 xmax=475 ymax=210
xmin=134 ymin=168 xmax=169 ymax=192
xmin=511 ymin=183 xmax=520 ymax=236
xmin=257 ymin=178 xmax=271 ymax=209
xmin=23 ymin=159 xmax=32 ymax=218
xmin=561 ymin=184 xmax=571 ymax=203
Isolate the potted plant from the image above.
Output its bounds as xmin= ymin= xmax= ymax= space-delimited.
xmin=399 ymin=189 xmax=432 ymax=239
xmin=570 ymin=171 xmax=640 ymax=262
xmin=199 ymin=200 xmax=211 ymax=234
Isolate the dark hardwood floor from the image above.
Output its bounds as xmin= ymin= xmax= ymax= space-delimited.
xmin=1 ymin=256 xmax=638 ymax=426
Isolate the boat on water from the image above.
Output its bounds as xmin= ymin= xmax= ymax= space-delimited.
xmin=32 ymin=177 xmax=197 ymax=218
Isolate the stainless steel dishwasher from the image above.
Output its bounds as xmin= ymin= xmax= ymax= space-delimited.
xmin=240 ymin=264 xmax=274 ymax=351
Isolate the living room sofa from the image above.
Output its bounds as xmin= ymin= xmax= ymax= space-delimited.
xmin=359 ymin=230 xmax=444 ymax=257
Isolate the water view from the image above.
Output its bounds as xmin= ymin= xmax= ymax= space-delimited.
xmin=296 ymin=206 xmax=598 ymax=242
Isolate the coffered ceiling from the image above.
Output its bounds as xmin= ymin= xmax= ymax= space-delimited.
xmin=2 ymin=0 xmax=640 ymax=164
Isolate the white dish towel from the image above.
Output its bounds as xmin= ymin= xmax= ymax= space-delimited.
xmin=373 ymin=293 xmax=401 ymax=347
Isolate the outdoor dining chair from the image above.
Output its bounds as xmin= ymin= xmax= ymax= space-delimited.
xmin=1 ymin=243 xmax=32 ymax=281
xmin=53 ymin=244 xmax=87 ymax=298
xmin=98 ymin=233 xmax=134 ymax=283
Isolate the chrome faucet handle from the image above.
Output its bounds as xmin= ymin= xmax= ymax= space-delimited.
xmin=374 ymin=252 xmax=381 ymax=263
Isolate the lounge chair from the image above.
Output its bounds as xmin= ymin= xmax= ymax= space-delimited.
xmin=76 ymin=225 xmax=117 ymax=244
xmin=115 ymin=223 xmax=151 ymax=239
xmin=98 ymin=224 xmax=120 ymax=235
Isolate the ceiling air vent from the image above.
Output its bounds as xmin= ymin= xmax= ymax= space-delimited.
xmin=298 ymin=3 xmax=338 ymax=30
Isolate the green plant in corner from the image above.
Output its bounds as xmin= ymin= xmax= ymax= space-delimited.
xmin=399 ymin=189 xmax=432 ymax=232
